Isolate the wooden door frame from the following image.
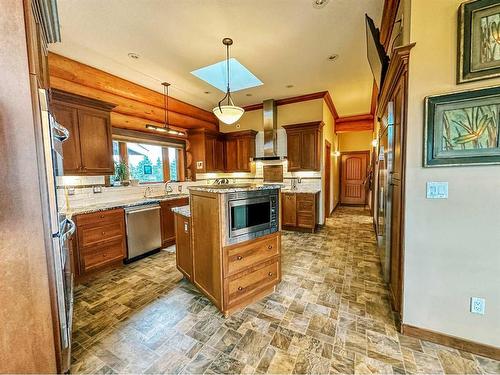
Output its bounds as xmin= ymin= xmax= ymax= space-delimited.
xmin=339 ymin=150 xmax=370 ymax=205
xmin=324 ymin=140 xmax=331 ymax=220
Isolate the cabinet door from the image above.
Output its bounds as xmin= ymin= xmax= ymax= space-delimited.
xmin=237 ymin=138 xmax=252 ymax=171
xmin=161 ymin=198 xmax=189 ymax=248
xmin=204 ymin=136 xmax=215 ymax=172
xmin=300 ymin=130 xmax=319 ymax=171
xmin=296 ymin=193 xmax=316 ymax=229
xmin=282 ymin=193 xmax=297 ymax=226
xmin=52 ymin=103 xmax=82 ymax=174
xmin=215 ymin=137 xmax=225 ymax=171
xmin=287 ymin=132 xmax=301 ymax=171
xmin=77 ymin=108 xmax=114 ymax=174
xmin=225 ymin=138 xmax=238 ymax=171
xmin=175 ymin=214 xmax=192 ymax=280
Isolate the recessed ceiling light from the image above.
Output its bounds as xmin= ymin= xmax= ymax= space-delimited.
xmin=128 ymin=53 xmax=139 ymax=59
xmin=312 ymin=0 xmax=329 ymax=9
xmin=246 ymin=93 xmax=253 ymax=97
xmin=204 ymin=91 xmax=211 ymax=94
xmin=286 ymin=84 xmax=294 ymax=88
xmin=328 ymin=54 xmax=339 ymax=62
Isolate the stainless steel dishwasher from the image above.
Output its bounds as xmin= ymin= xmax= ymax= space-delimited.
xmin=125 ymin=203 xmax=162 ymax=262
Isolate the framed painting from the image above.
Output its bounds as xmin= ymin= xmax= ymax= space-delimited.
xmin=458 ymin=0 xmax=500 ymax=83
xmin=424 ymin=86 xmax=500 ymax=167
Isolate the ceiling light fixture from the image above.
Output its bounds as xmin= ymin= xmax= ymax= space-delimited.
xmin=145 ymin=82 xmax=185 ymax=136
xmin=246 ymin=93 xmax=253 ymax=97
xmin=312 ymin=0 xmax=329 ymax=9
xmin=212 ymin=38 xmax=245 ymax=125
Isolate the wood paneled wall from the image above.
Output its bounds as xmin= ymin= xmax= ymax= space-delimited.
xmin=48 ymin=53 xmax=219 ymax=134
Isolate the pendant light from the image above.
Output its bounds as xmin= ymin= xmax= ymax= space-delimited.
xmin=146 ymin=82 xmax=185 ymax=136
xmin=212 ymin=38 xmax=245 ymax=125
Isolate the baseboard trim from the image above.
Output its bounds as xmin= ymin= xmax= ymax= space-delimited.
xmin=401 ymin=324 xmax=500 ymax=360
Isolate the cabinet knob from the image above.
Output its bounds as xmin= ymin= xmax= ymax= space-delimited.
xmin=268 ymin=272 xmax=273 ymax=277
xmin=237 ymin=255 xmax=243 ymax=260
xmin=100 ymin=214 xmax=105 ymax=218
xmin=238 ymin=286 xmax=243 ymax=291
xmin=102 ymin=231 xmax=105 ymax=235
xmin=267 ymin=245 xmax=273 ymax=250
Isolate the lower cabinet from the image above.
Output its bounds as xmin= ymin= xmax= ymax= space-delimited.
xmin=73 ymin=208 xmax=127 ymax=276
xmin=174 ymin=213 xmax=193 ymax=280
xmin=160 ymin=197 xmax=189 ymax=248
xmin=281 ymin=192 xmax=319 ymax=232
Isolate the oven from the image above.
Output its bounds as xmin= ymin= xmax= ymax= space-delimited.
xmin=227 ymin=189 xmax=279 ymax=245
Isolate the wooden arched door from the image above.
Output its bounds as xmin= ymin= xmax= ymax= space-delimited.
xmin=340 ymin=151 xmax=369 ymax=205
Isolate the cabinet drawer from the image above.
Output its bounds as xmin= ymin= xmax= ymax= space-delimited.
xmin=76 ymin=209 xmax=124 ymax=227
xmin=296 ymin=193 xmax=315 ymax=202
xmin=224 ymin=234 xmax=279 ymax=277
xmin=297 ymin=200 xmax=314 ymax=212
xmin=81 ymin=239 xmax=125 ymax=272
xmin=79 ymin=221 xmax=124 ymax=247
xmin=227 ymin=258 xmax=279 ymax=306
xmin=297 ymin=213 xmax=315 ymax=228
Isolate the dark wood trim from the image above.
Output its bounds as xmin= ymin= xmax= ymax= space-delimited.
xmin=401 ymin=324 xmax=500 ymax=361
xmin=370 ymin=81 xmax=378 ymax=115
xmin=112 ymin=127 xmax=187 ymax=144
xmin=162 ymin=147 xmax=170 ymax=182
xmin=223 ymin=129 xmax=258 ymax=138
xmin=336 ymin=114 xmax=374 ymax=123
xmin=335 ymin=115 xmax=374 ymax=133
xmin=243 ymin=91 xmax=339 ymax=121
xmin=282 ymin=121 xmax=324 ymax=130
xmin=380 ymin=0 xmax=401 ymax=51
xmin=324 ymin=140 xmax=332 ymax=222
xmin=51 ymin=88 xmax=116 ymax=111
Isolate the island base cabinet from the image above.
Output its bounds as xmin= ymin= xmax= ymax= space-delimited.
xmin=174 ymin=213 xmax=193 ymax=281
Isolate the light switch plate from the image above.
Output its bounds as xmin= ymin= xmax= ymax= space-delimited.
xmin=426 ymin=182 xmax=448 ymax=199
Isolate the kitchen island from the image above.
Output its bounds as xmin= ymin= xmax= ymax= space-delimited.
xmin=177 ymin=184 xmax=282 ymax=316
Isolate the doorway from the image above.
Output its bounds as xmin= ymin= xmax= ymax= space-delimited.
xmin=324 ymin=141 xmax=331 ymax=219
xmin=340 ymin=151 xmax=369 ymax=205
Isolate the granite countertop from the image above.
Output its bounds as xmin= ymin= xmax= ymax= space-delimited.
xmin=188 ymin=183 xmax=283 ymax=194
xmin=281 ymin=188 xmax=321 ymax=194
xmin=171 ymin=205 xmax=190 ymax=218
xmin=63 ymin=194 xmax=189 ymax=217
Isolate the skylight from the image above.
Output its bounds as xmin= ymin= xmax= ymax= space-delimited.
xmin=191 ymin=58 xmax=263 ymax=93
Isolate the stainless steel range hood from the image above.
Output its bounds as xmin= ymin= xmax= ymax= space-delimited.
xmin=252 ymin=99 xmax=286 ymax=161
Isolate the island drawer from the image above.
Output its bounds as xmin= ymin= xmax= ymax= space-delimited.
xmin=76 ymin=208 xmax=125 ymax=227
xmin=81 ymin=238 xmax=125 ymax=272
xmin=226 ymin=257 xmax=280 ymax=307
xmin=223 ymin=233 xmax=280 ymax=277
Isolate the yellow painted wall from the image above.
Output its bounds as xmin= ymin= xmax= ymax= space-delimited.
xmin=403 ymin=0 xmax=500 ymax=347
xmin=322 ymin=102 xmax=339 ymax=213
xmin=338 ymin=130 xmax=373 ymax=152
xmin=219 ymin=99 xmax=324 ymax=132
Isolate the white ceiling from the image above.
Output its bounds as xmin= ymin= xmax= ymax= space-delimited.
xmin=50 ymin=0 xmax=383 ymax=117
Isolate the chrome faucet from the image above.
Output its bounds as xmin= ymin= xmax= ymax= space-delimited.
xmin=144 ymin=186 xmax=153 ymax=198
xmin=164 ymin=180 xmax=173 ymax=195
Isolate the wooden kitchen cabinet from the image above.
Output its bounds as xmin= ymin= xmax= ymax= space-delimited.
xmin=73 ymin=208 xmax=126 ymax=276
xmin=51 ymin=89 xmax=116 ymax=175
xmin=174 ymin=212 xmax=193 ymax=281
xmin=282 ymin=192 xmax=297 ymax=227
xmin=225 ymin=130 xmax=257 ymax=172
xmin=281 ymin=192 xmax=319 ymax=232
xmin=283 ymin=121 xmax=323 ymax=171
xmin=160 ymin=197 xmax=189 ymax=248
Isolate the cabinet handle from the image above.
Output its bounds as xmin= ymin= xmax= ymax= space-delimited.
xmin=100 ymin=214 xmax=105 ymax=218
xmin=237 ymin=255 xmax=243 ymax=260
xmin=267 ymin=245 xmax=273 ymax=250
xmin=268 ymin=272 xmax=273 ymax=277
xmin=238 ymin=286 xmax=243 ymax=291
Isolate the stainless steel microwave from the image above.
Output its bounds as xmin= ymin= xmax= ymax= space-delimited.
xmin=226 ymin=189 xmax=279 ymax=245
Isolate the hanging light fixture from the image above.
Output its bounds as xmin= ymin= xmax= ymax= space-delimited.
xmin=212 ymin=38 xmax=245 ymax=125
xmin=145 ymin=82 xmax=185 ymax=136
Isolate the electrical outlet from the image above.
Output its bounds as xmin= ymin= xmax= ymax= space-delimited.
xmin=470 ymin=297 xmax=485 ymax=315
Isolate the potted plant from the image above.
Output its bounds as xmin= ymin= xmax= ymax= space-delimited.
xmin=114 ymin=161 xmax=130 ymax=186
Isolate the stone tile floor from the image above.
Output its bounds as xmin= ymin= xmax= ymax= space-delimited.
xmin=71 ymin=206 xmax=500 ymax=374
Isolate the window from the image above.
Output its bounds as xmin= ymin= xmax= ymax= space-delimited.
xmin=112 ymin=140 xmax=184 ymax=184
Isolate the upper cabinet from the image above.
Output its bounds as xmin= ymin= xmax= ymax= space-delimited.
xmin=283 ymin=121 xmax=323 ymax=171
xmin=51 ymin=90 xmax=116 ymax=175
xmin=188 ymin=129 xmax=256 ymax=174
xmin=225 ymin=130 xmax=257 ymax=172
